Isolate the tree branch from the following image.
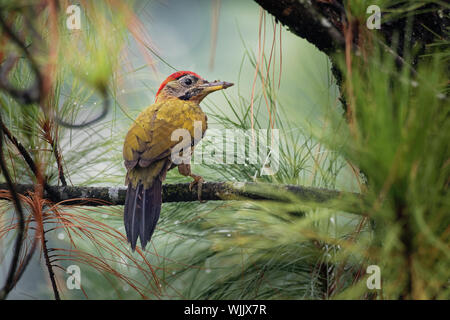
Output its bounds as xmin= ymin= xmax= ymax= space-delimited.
xmin=254 ymin=0 xmax=449 ymax=57
xmin=0 ymin=115 xmax=27 ymax=300
xmin=41 ymin=119 xmax=67 ymax=186
xmin=0 ymin=182 xmax=363 ymax=214
xmin=253 ymin=0 xmax=449 ymax=113
xmin=254 ymin=0 xmax=345 ymax=55
xmin=41 ymin=228 xmax=60 ymax=300
xmin=0 ymin=118 xmax=60 ymax=197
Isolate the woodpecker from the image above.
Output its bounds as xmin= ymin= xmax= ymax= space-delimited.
xmin=123 ymin=71 xmax=233 ymax=251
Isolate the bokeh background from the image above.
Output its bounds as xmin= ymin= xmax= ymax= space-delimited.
xmin=2 ymin=0 xmax=446 ymax=300
xmin=2 ymin=0 xmax=346 ymax=299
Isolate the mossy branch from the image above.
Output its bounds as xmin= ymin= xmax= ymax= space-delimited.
xmin=0 ymin=182 xmax=364 ymax=215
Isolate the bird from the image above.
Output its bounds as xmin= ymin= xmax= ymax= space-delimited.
xmin=122 ymin=71 xmax=233 ymax=251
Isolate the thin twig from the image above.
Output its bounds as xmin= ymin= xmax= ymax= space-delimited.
xmin=0 ymin=15 xmax=42 ymax=105
xmin=0 ymin=118 xmax=58 ymax=196
xmin=0 ymin=113 xmax=26 ymax=300
xmin=208 ymin=0 xmax=221 ymax=71
xmin=41 ymin=229 xmax=60 ymax=300
xmin=41 ymin=119 xmax=67 ymax=186
xmin=51 ymin=134 xmax=67 ymax=186
xmin=55 ymin=85 xmax=110 ymax=129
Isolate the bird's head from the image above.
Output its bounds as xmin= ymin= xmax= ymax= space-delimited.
xmin=155 ymin=71 xmax=233 ymax=103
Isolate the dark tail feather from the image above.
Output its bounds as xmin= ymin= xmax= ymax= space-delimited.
xmin=124 ymin=180 xmax=162 ymax=251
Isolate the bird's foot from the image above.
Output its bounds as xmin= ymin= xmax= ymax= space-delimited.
xmin=189 ymin=175 xmax=206 ymax=203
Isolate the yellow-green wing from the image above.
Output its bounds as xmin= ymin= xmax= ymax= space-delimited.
xmin=123 ymin=98 xmax=207 ymax=170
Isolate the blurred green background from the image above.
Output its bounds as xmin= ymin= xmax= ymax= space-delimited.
xmin=3 ymin=0 xmax=446 ymax=300
xmin=2 ymin=0 xmax=345 ymax=299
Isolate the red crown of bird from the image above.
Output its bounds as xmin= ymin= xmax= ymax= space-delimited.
xmin=155 ymin=71 xmax=203 ymax=98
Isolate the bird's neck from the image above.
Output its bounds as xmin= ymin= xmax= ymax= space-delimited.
xmin=155 ymin=93 xmax=204 ymax=105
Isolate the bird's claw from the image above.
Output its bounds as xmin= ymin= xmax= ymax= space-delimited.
xmin=189 ymin=176 xmax=206 ymax=203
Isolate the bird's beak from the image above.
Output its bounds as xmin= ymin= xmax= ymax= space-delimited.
xmin=199 ymin=80 xmax=234 ymax=93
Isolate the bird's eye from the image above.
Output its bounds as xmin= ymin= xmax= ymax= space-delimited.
xmin=183 ymin=77 xmax=193 ymax=86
